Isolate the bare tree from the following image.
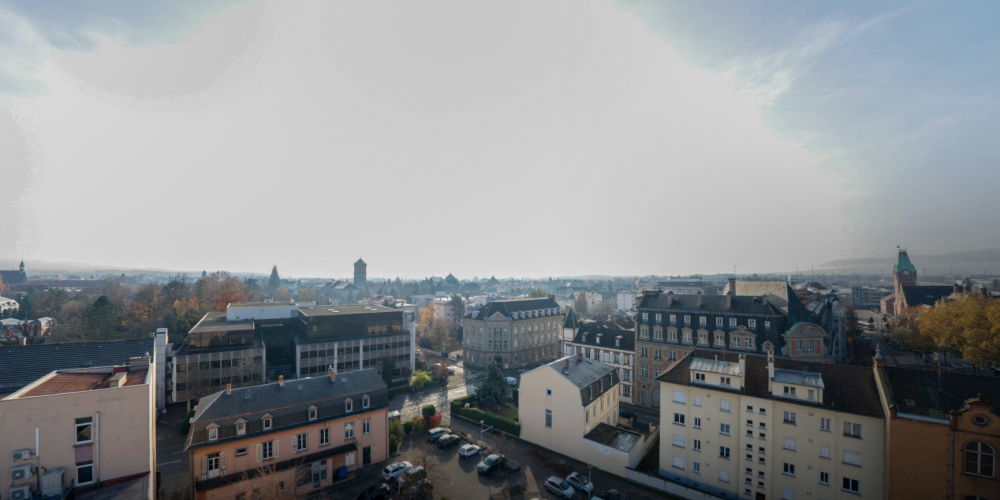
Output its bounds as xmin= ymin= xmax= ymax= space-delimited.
xmin=232 ymin=463 xmax=307 ymax=500
xmin=397 ymin=444 xmax=448 ymax=500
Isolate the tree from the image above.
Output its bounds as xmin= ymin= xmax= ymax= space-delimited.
xmin=450 ymin=294 xmax=465 ymax=322
xmin=267 ymin=265 xmax=281 ymax=294
xmin=0 ymin=274 xmax=5 ymax=297
xmin=475 ymin=361 xmax=508 ymax=410
xmin=892 ymin=308 xmax=936 ymax=353
xmin=411 ymin=370 xmax=432 ymax=389
xmin=422 ymin=404 xmax=437 ymax=420
xmin=381 ymin=358 xmax=395 ymax=385
xmin=399 ymin=444 xmax=447 ymax=500
xmin=297 ymin=286 xmax=318 ymax=302
xmin=574 ymin=290 xmax=588 ymax=315
xmin=920 ymin=294 xmax=1000 ymax=371
xmin=86 ymin=295 xmax=120 ymax=340
xmin=527 ymin=288 xmax=547 ymax=298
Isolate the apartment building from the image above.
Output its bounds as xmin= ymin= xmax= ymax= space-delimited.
xmin=462 ymin=297 xmax=563 ymax=369
xmin=873 ymin=359 xmax=1000 ymax=500
xmin=0 ymin=358 xmax=156 ymax=500
xmin=294 ymin=305 xmax=413 ymax=381
xmin=185 ymin=368 xmax=388 ymax=500
xmin=563 ymin=321 xmax=636 ymax=404
xmin=520 ymin=354 xmax=649 ymax=476
xmin=657 ymin=350 xmax=885 ymax=500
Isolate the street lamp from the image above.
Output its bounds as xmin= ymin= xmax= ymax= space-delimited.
xmin=587 ymin=464 xmax=593 ymax=499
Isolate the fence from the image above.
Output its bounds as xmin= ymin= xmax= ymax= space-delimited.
xmin=625 ymin=467 xmax=726 ymax=500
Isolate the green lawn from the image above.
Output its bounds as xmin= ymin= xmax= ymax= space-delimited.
xmin=471 ymin=401 xmax=519 ymax=422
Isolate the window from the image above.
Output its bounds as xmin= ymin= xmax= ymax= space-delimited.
xmin=670 ymin=314 xmax=676 ymax=324
xmin=346 ymin=400 xmax=354 ymax=412
xmin=262 ymin=441 xmax=274 ymax=460
xmin=655 ymin=329 xmax=663 ymax=341
xmin=655 ymin=314 xmax=661 ymax=323
xmin=720 ymin=446 xmax=731 ymax=458
xmin=76 ymin=461 xmax=94 ymax=485
xmin=759 ymin=447 xmax=766 ymax=454
xmin=654 ymin=349 xmax=663 ymax=360
xmin=363 ymin=419 xmax=371 ymax=435
xmin=721 ymin=376 xmax=731 ymax=386
xmin=694 ymin=439 xmax=701 ymax=451
xmin=642 ymin=313 xmax=648 ymax=321
xmin=345 ymin=422 xmax=354 ymax=439
xmin=693 ymin=462 xmax=701 ymax=473
xmin=759 ymin=457 xmax=766 ymax=465
xmin=720 ymin=423 xmax=731 ymax=435
xmin=309 ymin=407 xmax=318 ymax=420
xmin=674 ymin=413 xmax=685 ymax=425
xmin=695 ymin=373 xmax=706 ymax=382
xmin=75 ymin=417 xmax=93 ymax=444
xmin=721 ymin=400 xmax=731 ymax=412
xmin=781 ymin=487 xmax=794 ymax=500
xmin=842 ymin=477 xmax=860 ymax=493
xmin=546 ymin=388 xmax=552 ymax=396
xmin=684 ymin=315 xmax=691 ymax=325
xmin=843 ymin=421 xmax=862 ymax=438
xmin=730 ymin=318 xmax=737 ymax=327
xmin=263 ymin=417 xmax=272 ymax=430
xmin=674 ymin=391 xmax=686 ymax=404
xmin=545 ymin=409 xmax=552 ymax=428
xmin=208 ymin=426 xmax=218 ymax=441
xmin=295 ymin=433 xmax=308 ymax=452
xmin=236 ymin=420 xmax=247 ymax=435
xmin=783 ymin=386 xmax=796 ymax=397
xmin=748 ymin=319 xmax=756 ymax=329
xmin=964 ymin=442 xmax=995 ymax=477
xmin=699 ymin=316 xmax=707 ymax=327
xmin=320 ymin=428 xmax=329 ymax=446
xmin=694 ymin=417 xmax=702 ymax=428
xmin=843 ymin=450 xmax=861 ymax=466
xmin=820 ymin=417 xmax=831 ymax=431
xmin=820 ymin=445 xmax=830 ymax=458
xmin=783 ymin=438 xmax=796 ymax=451
xmin=719 ymin=470 xmax=730 ymax=482
xmin=235 ymin=447 xmax=248 ymax=456
xmin=668 ymin=330 xmax=677 ymax=342
xmin=642 ymin=366 xmax=649 ymax=378
xmin=715 ymin=334 xmax=724 ymax=347
xmin=672 ymin=456 xmax=685 ymax=470
xmin=784 ymin=411 xmax=796 ymax=424
xmin=820 ymin=471 xmax=829 ymax=485
xmin=640 ymin=347 xmax=648 ymax=358
xmin=673 ymin=434 xmax=686 ymax=448
xmin=783 ymin=463 xmax=796 ymax=476
xmin=746 ymin=405 xmax=753 ymax=412
xmin=694 ymin=395 xmax=702 ymax=406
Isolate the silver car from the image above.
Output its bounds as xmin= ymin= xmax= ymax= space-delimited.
xmin=544 ymin=476 xmax=575 ymax=499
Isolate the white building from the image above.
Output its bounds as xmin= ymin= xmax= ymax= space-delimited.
xmin=617 ymin=291 xmax=638 ymax=311
xmin=0 ymin=296 xmax=18 ymax=314
xmin=562 ymin=320 xmax=636 ymax=404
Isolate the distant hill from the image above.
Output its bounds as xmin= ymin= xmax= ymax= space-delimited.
xmin=819 ymin=248 xmax=1000 ymax=275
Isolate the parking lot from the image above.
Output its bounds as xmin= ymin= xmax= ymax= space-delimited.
xmin=338 ymin=417 xmax=676 ymax=500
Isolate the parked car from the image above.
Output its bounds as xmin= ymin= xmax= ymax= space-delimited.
xmin=597 ymin=489 xmax=628 ymax=500
xmin=619 ymin=410 xmax=637 ymax=421
xmin=395 ymin=466 xmax=426 ymax=489
xmin=426 ymin=427 xmax=449 ymax=442
xmin=380 ymin=461 xmax=413 ymax=481
xmin=477 ymin=454 xmax=505 ymax=474
xmin=447 ymin=366 xmax=456 ymax=375
xmin=566 ymin=472 xmax=594 ymax=495
xmin=437 ymin=434 xmax=461 ymax=449
xmin=543 ymin=476 xmax=575 ymax=499
xmin=505 ymin=376 xmax=518 ymax=387
xmin=356 ymin=483 xmax=391 ymax=500
xmin=458 ymin=444 xmax=481 ymax=459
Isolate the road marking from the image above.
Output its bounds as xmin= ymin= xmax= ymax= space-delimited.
xmin=158 ymin=460 xmax=182 ymax=467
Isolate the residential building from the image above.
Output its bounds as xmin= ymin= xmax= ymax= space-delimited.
xmin=520 ymin=354 xmax=653 ymax=476
xmin=462 ymin=297 xmax=563 ymax=369
xmin=617 ymin=291 xmax=638 ymax=312
xmin=873 ymin=358 xmax=1000 ymax=500
xmin=185 ymin=368 xmax=388 ymax=500
xmin=564 ymin=321 xmax=636 ymax=404
xmin=635 ymin=286 xmax=826 ymax=408
xmin=431 ymin=296 xmax=458 ymax=325
xmin=849 ymin=286 xmax=891 ymax=310
xmin=0 ymin=357 xmax=156 ymax=500
xmin=657 ymin=350 xmax=885 ymax=500
xmin=0 ymin=296 xmax=18 ymax=314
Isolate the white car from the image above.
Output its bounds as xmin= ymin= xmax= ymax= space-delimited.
xmin=380 ymin=461 xmax=412 ymax=481
xmin=458 ymin=444 xmax=481 ymax=459
xmin=566 ymin=472 xmax=594 ymax=495
xmin=505 ymin=376 xmax=518 ymax=387
xmin=544 ymin=476 xmax=575 ymax=499
xmin=395 ymin=466 xmax=425 ymax=488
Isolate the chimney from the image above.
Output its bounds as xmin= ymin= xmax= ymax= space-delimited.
xmin=728 ymin=277 xmax=736 ymax=293
xmin=696 ymin=290 xmax=703 ymax=308
xmin=577 ymin=352 xmax=583 ymax=362
xmin=226 ymin=384 xmax=232 ymax=395
xmin=565 ymin=357 xmax=570 ymax=369
xmin=954 ymin=283 xmax=962 ymax=295
xmin=873 ymin=346 xmax=885 ymax=369
xmin=278 ymin=375 xmax=285 ymax=388
xmin=549 ymin=294 xmax=555 ymax=300
xmin=329 ymin=365 xmax=336 ymax=381
xmin=767 ymin=350 xmax=775 ymax=394
xmin=738 ymin=354 xmax=746 ymax=389
xmin=666 ymin=291 xmax=674 ymax=307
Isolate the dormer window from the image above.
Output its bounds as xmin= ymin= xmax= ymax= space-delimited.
xmin=262 ymin=414 xmax=273 ymax=430
xmin=783 ymin=386 xmax=796 ymax=397
xmin=695 ymin=373 xmax=706 ymax=382
xmin=345 ymin=399 xmax=354 ymax=412
xmin=308 ymin=406 xmax=318 ymax=421
xmin=363 ymin=395 xmax=370 ymax=409
xmin=207 ymin=424 xmax=219 ymax=441
xmin=720 ymin=377 xmax=731 ymax=386
xmin=235 ymin=419 xmax=247 ymax=435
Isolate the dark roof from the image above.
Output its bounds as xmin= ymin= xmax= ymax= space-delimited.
xmin=188 ymin=312 xmax=254 ymax=334
xmin=571 ymin=323 xmax=635 ymax=352
xmin=657 ymin=349 xmax=884 ymax=419
xmin=186 ymin=368 xmax=387 ymax=450
xmin=584 ymin=423 xmax=642 ymax=452
xmin=637 ymin=292 xmax=783 ymax=317
xmin=0 ymin=338 xmax=154 ymax=394
xmin=466 ymin=297 xmax=561 ymax=321
xmin=0 ymin=270 xmax=27 ymax=286
xmin=882 ymin=366 xmax=1000 ymax=420
xmin=355 ymin=258 xmax=366 ymax=265
xmin=529 ymin=355 xmax=620 ymax=407
xmin=900 ymin=285 xmax=954 ymax=308
xmin=562 ymin=308 xmax=579 ymax=328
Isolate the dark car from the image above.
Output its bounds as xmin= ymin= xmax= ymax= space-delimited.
xmin=436 ymin=434 xmax=461 ymax=449
xmin=597 ymin=489 xmax=628 ymax=500
xmin=477 ymin=454 xmax=505 ymax=474
xmin=619 ymin=410 xmax=637 ymax=421
xmin=356 ymin=482 xmax=391 ymax=500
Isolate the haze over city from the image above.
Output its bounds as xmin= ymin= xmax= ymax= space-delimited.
xmin=3 ymin=0 xmax=999 ymax=278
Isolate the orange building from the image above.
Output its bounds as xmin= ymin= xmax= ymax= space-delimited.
xmin=874 ymin=356 xmax=999 ymax=500
xmin=185 ymin=367 xmax=389 ymax=499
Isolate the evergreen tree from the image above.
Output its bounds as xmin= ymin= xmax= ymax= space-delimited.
xmin=86 ymin=295 xmax=120 ymax=340
xmin=475 ymin=361 xmax=508 ymax=409
xmin=450 ymin=294 xmax=465 ymax=321
xmin=575 ymin=290 xmax=588 ymax=315
xmin=267 ymin=266 xmax=281 ymax=293
xmin=381 ymin=359 xmax=395 ymax=385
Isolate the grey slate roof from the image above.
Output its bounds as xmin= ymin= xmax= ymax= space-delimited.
xmin=882 ymin=366 xmax=1000 ymax=420
xmin=0 ymin=338 xmax=154 ymax=394
xmin=571 ymin=322 xmax=634 ymax=352
xmin=637 ymin=292 xmax=782 ymax=316
xmin=772 ymin=368 xmax=825 ymax=388
xmin=690 ymin=358 xmax=742 ymax=376
xmin=186 ymin=368 xmax=387 ymax=451
xmin=900 ymin=285 xmax=955 ymax=308
xmin=530 ymin=355 xmax=620 ymax=408
xmin=466 ymin=297 xmax=561 ymax=321
xmin=562 ymin=307 xmax=579 ymax=328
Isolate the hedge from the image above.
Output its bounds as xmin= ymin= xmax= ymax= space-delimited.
xmin=450 ymin=396 xmax=520 ymax=436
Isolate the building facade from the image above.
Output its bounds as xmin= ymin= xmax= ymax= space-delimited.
xmin=462 ymin=297 xmax=563 ymax=369
xmin=657 ymin=350 xmax=886 ymax=500
xmin=294 ymin=305 xmax=413 ymax=381
xmin=849 ymin=286 xmax=891 ymax=310
xmin=185 ymin=368 xmax=388 ymax=500
xmin=0 ymin=358 xmax=156 ymax=499
xmin=563 ymin=321 xmax=636 ymax=404
xmin=354 ymin=258 xmax=367 ymax=289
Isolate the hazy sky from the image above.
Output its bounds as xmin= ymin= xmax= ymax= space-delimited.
xmin=1 ymin=1 xmax=997 ymax=279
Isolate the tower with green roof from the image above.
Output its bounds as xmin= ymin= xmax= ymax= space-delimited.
xmin=893 ymin=247 xmax=918 ymax=312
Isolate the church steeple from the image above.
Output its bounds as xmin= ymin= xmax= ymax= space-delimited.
xmin=18 ymin=260 xmax=24 ymax=273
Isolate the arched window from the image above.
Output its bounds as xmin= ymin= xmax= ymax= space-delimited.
xmin=965 ymin=441 xmax=995 ymax=477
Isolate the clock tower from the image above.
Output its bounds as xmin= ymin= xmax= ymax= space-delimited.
xmin=892 ymin=247 xmax=918 ymax=314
